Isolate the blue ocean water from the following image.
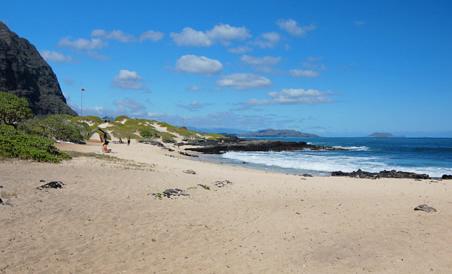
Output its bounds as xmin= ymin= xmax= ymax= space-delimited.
xmin=221 ymin=137 xmax=452 ymax=177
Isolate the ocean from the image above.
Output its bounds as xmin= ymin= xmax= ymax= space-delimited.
xmin=220 ymin=137 xmax=452 ymax=177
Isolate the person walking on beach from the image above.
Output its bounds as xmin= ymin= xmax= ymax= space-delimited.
xmin=127 ymin=136 xmax=131 ymax=146
xmin=98 ymin=128 xmax=111 ymax=153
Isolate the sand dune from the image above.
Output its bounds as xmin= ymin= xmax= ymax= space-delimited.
xmin=1 ymin=142 xmax=451 ymax=273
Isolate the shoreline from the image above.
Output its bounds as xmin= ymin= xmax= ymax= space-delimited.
xmin=1 ymin=141 xmax=451 ymax=273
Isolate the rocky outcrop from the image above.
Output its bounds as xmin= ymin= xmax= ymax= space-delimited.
xmin=0 ymin=21 xmax=76 ymax=115
xmin=442 ymin=174 xmax=452 ymax=180
xmin=331 ymin=169 xmax=430 ymax=179
xmin=241 ymin=129 xmax=319 ymax=138
xmin=185 ymin=140 xmax=341 ymax=154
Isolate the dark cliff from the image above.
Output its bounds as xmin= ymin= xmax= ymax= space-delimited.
xmin=0 ymin=21 xmax=76 ymax=115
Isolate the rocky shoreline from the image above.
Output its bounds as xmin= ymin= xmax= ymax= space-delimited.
xmin=184 ymin=139 xmax=342 ymax=154
xmin=331 ymin=169 xmax=431 ymax=179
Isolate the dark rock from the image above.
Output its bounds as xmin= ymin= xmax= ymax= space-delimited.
xmin=162 ymin=188 xmax=189 ymax=198
xmin=183 ymin=169 xmax=196 ymax=175
xmin=179 ymin=151 xmax=199 ymax=157
xmin=442 ymin=174 xmax=452 ymax=180
xmin=414 ymin=204 xmax=437 ymax=213
xmin=186 ymin=140 xmax=341 ymax=154
xmin=139 ymin=139 xmax=165 ymax=147
xmin=302 ymin=174 xmax=313 ymax=177
xmin=331 ymin=169 xmax=430 ymax=179
xmin=38 ymin=181 xmax=64 ymax=189
xmin=214 ymin=180 xmax=232 ymax=188
xmin=197 ymin=184 xmax=210 ymax=190
xmin=0 ymin=22 xmax=76 ymax=115
xmin=0 ymin=198 xmax=3 ymax=204
xmin=151 ymin=188 xmax=189 ymax=199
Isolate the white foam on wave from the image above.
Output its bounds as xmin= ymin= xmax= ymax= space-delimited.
xmin=222 ymin=151 xmax=452 ymax=177
xmin=333 ymin=145 xmax=370 ymax=151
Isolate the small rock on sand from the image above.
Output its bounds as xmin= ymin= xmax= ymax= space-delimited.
xmin=214 ymin=180 xmax=232 ymax=188
xmin=38 ymin=181 xmax=64 ymax=189
xmin=414 ymin=204 xmax=437 ymax=213
xmin=183 ymin=169 xmax=197 ymax=175
xmin=152 ymin=188 xmax=189 ymax=199
xmin=198 ymin=184 xmax=210 ymax=190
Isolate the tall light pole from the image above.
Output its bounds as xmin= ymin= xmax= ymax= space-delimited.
xmin=80 ymin=88 xmax=85 ymax=116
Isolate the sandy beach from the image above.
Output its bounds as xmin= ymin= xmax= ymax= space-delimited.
xmin=1 ymin=141 xmax=451 ymax=273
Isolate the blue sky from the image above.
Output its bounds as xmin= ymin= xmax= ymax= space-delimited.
xmin=2 ymin=0 xmax=452 ymax=136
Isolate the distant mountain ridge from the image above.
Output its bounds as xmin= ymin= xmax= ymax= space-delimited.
xmin=0 ymin=21 xmax=76 ymax=115
xmin=242 ymin=129 xmax=319 ymax=138
xmin=369 ymin=132 xmax=394 ymax=138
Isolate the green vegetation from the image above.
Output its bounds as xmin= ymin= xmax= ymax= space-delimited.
xmin=0 ymin=92 xmax=32 ymax=127
xmin=0 ymin=92 xmax=225 ymax=163
xmin=0 ymin=124 xmax=69 ymax=162
xmin=19 ymin=114 xmax=89 ymax=143
xmin=156 ymin=121 xmax=199 ymax=138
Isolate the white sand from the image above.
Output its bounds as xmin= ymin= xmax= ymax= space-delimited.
xmin=0 ymin=142 xmax=451 ymax=273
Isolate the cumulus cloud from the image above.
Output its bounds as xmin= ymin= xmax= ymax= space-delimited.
xmin=170 ymin=27 xmax=212 ymax=47
xmin=114 ymin=98 xmax=147 ymax=114
xmin=58 ymin=37 xmax=105 ymax=50
xmin=217 ymin=73 xmax=271 ymax=89
xmin=248 ymin=88 xmax=331 ymax=105
xmin=176 ymin=55 xmax=223 ymax=74
xmin=241 ymin=55 xmax=281 ymax=72
xmin=91 ymin=29 xmax=134 ymax=42
xmin=277 ymin=19 xmax=316 ymax=37
xmin=139 ymin=30 xmax=164 ymax=41
xmin=290 ymin=57 xmax=325 ymax=77
xmin=171 ymin=24 xmax=250 ymax=47
xmin=241 ymin=55 xmax=281 ymax=66
xmin=228 ymin=46 xmax=252 ymax=54
xmin=253 ymin=32 xmax=280 ymax=48
xmin=113 ymin=69 xmax=145 ymax=90
xmin=40 ymin=50 xmax=72 ymax=62
xmin=289 ymin=69 xmax=319 ymax=78
xmin=177 ymin=101 xmax=209 ymax=111
xmin=206 ymin=24 xmax=250 ymax=44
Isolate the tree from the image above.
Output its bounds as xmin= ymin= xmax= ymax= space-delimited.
xmin=0 ymin=92 xmax=33 ymax=127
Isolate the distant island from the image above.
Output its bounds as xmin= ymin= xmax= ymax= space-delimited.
xmin=242 ymin=129 xmax=319 ymax=138
xmin=369 ymin=132 xmax=394 ymax=138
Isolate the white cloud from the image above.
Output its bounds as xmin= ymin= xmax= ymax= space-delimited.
xmin=277 ymin=19 xmax=316 ymax=37
xmin=241 ymin=55 xmax=281 ymax=72
xmin=176 ymin=55 xmax=223 ymax=74
xmin=206 ymin=24 xmax=250 ymax=44
xmin=114 ymin=98 xmax=147 ymax=114
xmin=254 ymin=32 xmax=280 ymax=48
xmin=249 ymin=88 xmax=330 ymax=105
xmin=91 ymin=29 xmax=134 ymax=42
xmin=289 ymin=69 xmax=319 ymax=78
xmin=171 ymin=24 xmax=250 ymax=47
xmin=40 ymin=50 xmax=72 ymax=63
xmin=228 ymin=46 xmax=252 ymax=54
xmin=170 ymin=27 xmax=212 ymax=47
xmin=139 ymin=30 xmax=164 ymax=41
xmin=178 ymin=101 xmax=209 ymax=111
xmin=241 ymin=55 xmax=281 ymax=66
xmin=58 ymin=37 xmax=105 ymax=50
xmin=217 ymin=73 xmax=271 ymax=89
xmin=113 ymin=69 xmax=145 ymax=90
